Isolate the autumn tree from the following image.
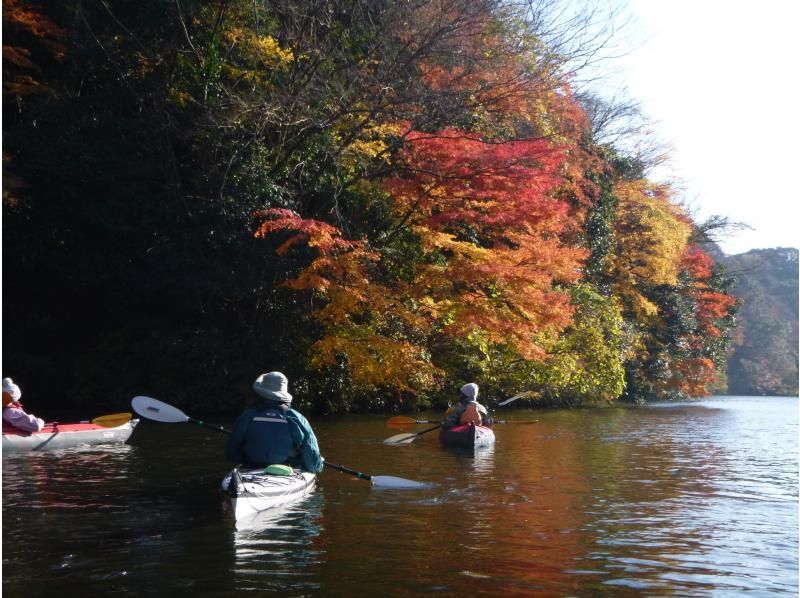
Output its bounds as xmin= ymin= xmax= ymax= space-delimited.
xmin=2 ymin=0 xmax=738 ymax=413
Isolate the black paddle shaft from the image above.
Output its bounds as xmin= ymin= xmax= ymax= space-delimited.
xmin=188 ymin=417 xmax=232 ymax=434
xmin=324 ymin=461 xmax=372 ymax=481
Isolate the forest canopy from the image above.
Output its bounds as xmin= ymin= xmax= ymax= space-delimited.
xmin=2 ymin=0 xmax=740 ymax=414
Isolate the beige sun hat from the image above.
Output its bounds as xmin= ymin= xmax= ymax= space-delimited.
xmin=253 ymin=371 xmax=293 ymax=404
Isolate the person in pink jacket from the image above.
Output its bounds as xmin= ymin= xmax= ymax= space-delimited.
xmin=442 ymin=383 xmax=491 ymax=429
xmin=2 ymin=377 xmax=44 ymax=433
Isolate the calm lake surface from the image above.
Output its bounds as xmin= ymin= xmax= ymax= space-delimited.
xmin=3 ymin=396 xmax=798 ymax=596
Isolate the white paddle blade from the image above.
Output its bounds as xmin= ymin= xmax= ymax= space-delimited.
xmin=131 ymin=396 xmax=190 ymax=424
xmin=383 ymin=433 xmax=419 ymax=445
xmin=497 ymin=391 xmax=533 ymax=407
xmin=371 ymin=476 xmax=429 ymax=489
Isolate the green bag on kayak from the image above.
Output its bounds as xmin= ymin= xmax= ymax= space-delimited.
xmin=263 ymin=464 xmax=293 ymax=476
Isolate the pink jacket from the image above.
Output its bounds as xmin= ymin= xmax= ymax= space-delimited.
xmin=3 ymin=405 xmax=45 ymax=432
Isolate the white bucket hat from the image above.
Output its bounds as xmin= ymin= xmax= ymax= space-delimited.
xmin=460 ymin=382 xmax=478 ymax=401
xmin=2 ymin=377 xmax=22 ymax=403
xmin=253 ymin=372 xmax=293 ymax=404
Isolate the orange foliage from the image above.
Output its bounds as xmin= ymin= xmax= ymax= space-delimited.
xmin=662 ymin=244 xmax=737 ymax=396
xmin=3 ymin=0 xmax=66 ymax=99
xmin=255 ymin=208 xmax=362 ymax=258
xmin=682 ymin=245 xmax=713 ymax=279
xmin=682 ymin=245 xmax=737 ymax=337
xmin=666 ymin=357 xmax=718 ymax=397
xmin=406 ymin=2 xmax=589 ymax=142
xmin=254 ymin=119 xmax=590 ymax=388
xmin=253 ymin=208 xmax=440 ymax=390
xmin=384 ymin=128 xmax=587 ymax=360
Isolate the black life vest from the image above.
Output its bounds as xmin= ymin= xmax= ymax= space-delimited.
xmin=242 ymin=403 xmax=297 ymax=465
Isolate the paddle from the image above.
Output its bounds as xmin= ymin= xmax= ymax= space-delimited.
xmin=90 ymin=413 xmax=133 ymax=428
xmin=131 ymin=396 xmax=232 ymax=433
xmin=387 ymin=415 xmax=537 ymax=427
xmin=323 ymin=462 xmax=427 ymax=489
xmin=383 ymin=423 xmax=442 ymax=445
xmin=496 ymin=391 xmax=536 ymax=407
xmin=386 ymin=391 xmax=535 ymax=431
xmin=131 ymin=395 xmax=426 ymax=489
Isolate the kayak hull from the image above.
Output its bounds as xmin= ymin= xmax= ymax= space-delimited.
xmin=439 ymin=423 xmax=495 ymax=449
xmin=221 ymin=467 xmax=317 ymax=521
xmin=2 ymin=420 xmax=138 ymax=453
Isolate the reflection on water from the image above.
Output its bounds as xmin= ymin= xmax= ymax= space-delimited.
xmin=3 ymin=444 xmax=138 ymax=511
xmin=233 ymin=494 xmax=324 ymax=593
xmin=3 ymin=397 xmax=798 ymax=596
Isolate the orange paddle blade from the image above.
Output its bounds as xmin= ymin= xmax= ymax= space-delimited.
xmin=386 ymin=416 xmax=419 ymax=428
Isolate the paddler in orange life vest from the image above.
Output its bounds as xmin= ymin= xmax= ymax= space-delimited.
xmin=442 ymin=383 xmax=492 ymax=429
xmin=2 ymin=377 xmax=45 ymax=433
xmin=224 ymin=371 xmax=324 ymax=473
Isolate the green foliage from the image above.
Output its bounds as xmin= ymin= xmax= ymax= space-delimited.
xmin=582 ymin=164 xmax=618 ymax=289
xmin=529 ymin=285 xmax=627 ymax=405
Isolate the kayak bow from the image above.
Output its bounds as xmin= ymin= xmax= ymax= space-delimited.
xmin=2 ymin=419 xmax=138 ymax=453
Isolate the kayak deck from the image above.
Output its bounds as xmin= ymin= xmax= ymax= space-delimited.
xmin=222 ymin=467 xmax=317 ymax=521
xmin=2 ymin=420 xmax=138 ymax=453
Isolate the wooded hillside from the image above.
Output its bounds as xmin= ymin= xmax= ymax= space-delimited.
xmin=3 ymin=0 xmax=739 ymax=414
xmin=722 ymin=248 xmax=798 ymax=396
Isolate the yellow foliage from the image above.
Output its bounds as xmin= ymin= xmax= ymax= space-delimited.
xmin=413 ymin=227 xmax=492 ymax=262
xmin=333 ymin=119 xmax=406 ymax=174
xmin=225 ymin=28 xmax=294 ymax=68
xmin=610 ymin=179 xmax=691 ymax=318
xmin=168 ymin=87 xmax=193 ymax=108
xmin=613 ymin=180 xmax=690 ymax=285
xmin=310 ymin=334 xmax=441 ymax=391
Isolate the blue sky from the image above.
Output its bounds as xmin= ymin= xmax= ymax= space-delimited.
xmin=596 ymin=0 xmax=799 ymax=255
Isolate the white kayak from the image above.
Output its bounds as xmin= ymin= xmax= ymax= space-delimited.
xmin=2 ymin=419 xmax=138 ymax=453
xmin=221 ymin=467 xmax=317 ymax=521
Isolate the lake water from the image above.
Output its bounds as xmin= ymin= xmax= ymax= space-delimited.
xmin=3 ymin=396 xmax=798 ymax=596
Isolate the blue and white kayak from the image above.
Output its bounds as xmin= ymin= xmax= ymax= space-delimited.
xmin=221 ymin=467 xmax=317 ymax=521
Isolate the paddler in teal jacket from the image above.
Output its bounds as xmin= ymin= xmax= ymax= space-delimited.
xmin=225 ymin=371 xmax=324 ymax=473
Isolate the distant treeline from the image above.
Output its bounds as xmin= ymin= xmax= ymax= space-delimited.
xmin=3 ymin=1 xmax=738 ymax=415
xmin=722 ymin=248 xmax=798 ymax=397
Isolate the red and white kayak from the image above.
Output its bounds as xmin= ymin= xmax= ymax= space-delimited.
xmin=2 ymin=419 xmax=138 ymax=453
xmin=439 ymin=422 xmax=495 ymax=449
xmin=221 ymin=467 xmax=317 ymax=521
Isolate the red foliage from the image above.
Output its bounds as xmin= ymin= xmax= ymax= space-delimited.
xmin=254 ymin=208 xmax=362 ymax=256
xmin=661 ymin=244 xmax=738 ymax=396
xmin=386 ymin=129 xmax=571 ymax=238
xmin=667 ymin=357 xmax=718 ymax=396
xmin=682 ymin=245 xmax=737 ymax=337
xmin=383 ymin=128 xmax=587 ymax=359
xmin=682 ymin=245 xmax=714 ymax=279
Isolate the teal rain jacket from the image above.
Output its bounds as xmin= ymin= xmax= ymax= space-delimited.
xmin=225 ymin=401 xmax=324 ymax=473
